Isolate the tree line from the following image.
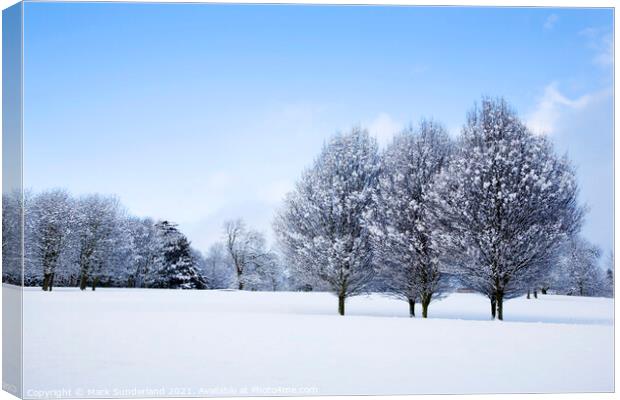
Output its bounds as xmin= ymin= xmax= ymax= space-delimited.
xmin=2 ymin=191 xmax=286 ymax=292
xmin=1 ymin=97 xmax=613 ymax=320
xmin=275 ymin=97 xmax=613 ymax=319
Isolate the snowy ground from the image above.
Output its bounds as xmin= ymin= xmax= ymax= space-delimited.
xmin=17 ymin=286 xmax=614 ymax=397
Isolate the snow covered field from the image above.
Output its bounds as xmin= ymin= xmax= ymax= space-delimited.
xmin=19 ymin=286 xmax=613 ymax=397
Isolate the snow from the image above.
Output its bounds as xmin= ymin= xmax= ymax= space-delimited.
xmin=18 ymin=286 xmax=613 ymax=397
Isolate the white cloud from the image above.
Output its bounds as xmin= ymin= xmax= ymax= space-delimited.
xmin=526 ymin=83 xmax=609 ymax=135
xmin=367 ymin=112 xmax=403 ymax=147
xmin=544 ymin=14 xmax=559 ymax=30
xmin=532 ymin=85 xmax=613 ymax=256
xmin=580 ymin=27 xmax=613 ymax=68
xmin=593 ymin=34 xmax=613 ymax=67
xmin=525 ymin=81 xmax=614 ymax=254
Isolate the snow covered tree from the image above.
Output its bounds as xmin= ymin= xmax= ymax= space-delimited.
xmin=604 ymin=251 xmax=614 ymax=297
xmin=251 ymin=250 xmax=287 ymax=291
xmin=556 ymin=236 xmax=605 ymax=297
xmin=528 ymin=251 xmax=561 ymax=297
xmin=286 ymin=263 xmax=324 ymax=292
xmin=20 ymin=188 xmax=218 ymax=289
xmin=371 ymin=120 xmax=452 ymax=318
xmin=274 ymin=127 xmax=381 ymax=315
xmin=191 ymin=248 xmax=209 ymax=288
xmin=99 ymin=215 xmax=135 ymax=288
xmin=2 ymin=190 xmax=23 ymax=285
xmin=428 ymin=98 xmax=584 ymax=320
xmin=203 ymin=242 xmax=235 ymax=289
xmin=125 ymin=217 xmax=159 ymax=288
xmin=28 ymin=189 xmax=74 ymax=291
xmin=148 ymin=221 xmax=206 ymax=289
xmin=223 ymin=219 xmax=270 ymax=290
xmin=24 ymin=190 xmax=44 ymax=286
xmin=75 ymin=194 xmax=124 ymax=290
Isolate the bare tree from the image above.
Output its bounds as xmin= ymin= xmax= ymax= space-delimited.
xmin=203 ymin=242 xmax=235 ymax=289
xmin=252 ymin=250 xmax=286 ymax=291
xmin=223 ymin=219 xmax=268 ymax=290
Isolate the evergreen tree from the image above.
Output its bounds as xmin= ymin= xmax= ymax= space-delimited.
xmin=148 ymin=221 xmax=206 ymax=289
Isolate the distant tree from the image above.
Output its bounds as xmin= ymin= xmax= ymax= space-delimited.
xmin=20 ymin=189 xmax=214 ymax=290
xmin=29 ymin=189 xmax=74 ymax=291
xmin=428 ymin=98 xmax=584 ymax=320
xmin=100 ymin=215 xmax=135 ymax=288
xmin=251 ymin=250 xmax=287 ymax=291
xmin=524 ymin=246 xmax=570 ymax=296
xmin=2 ymin=191 xmax=23 ymax=285
xmin=556 ymin=236 xmax=605 ymax=297
xmin=371 ymin=120 xmax=452 ymax=318
xmin=191 ymin=248 xmax=209 ymax=288
xmin=223 ymin=219 xmax=270 ymax=290
xmin=75 ymin=195 xmax=123 ymax=290
xmin=126 ymin=217 xmax=159 ymax=288
xmin=148 ymin=221 xmax=206 ymax=289
xmin=538 ymin=269 xmax=555 ymax=295
xmin=286 ymin=263 xmax=324 ymax=292
xmin=203 ymin=242 xmax=235 ymax=289
xmin=23 ymin=191 xmax=39 ymax=286
xmin=274 ymin=128 xmax=381 ymax=315
xmin=605 ymin=251 xmax=614 ymax=297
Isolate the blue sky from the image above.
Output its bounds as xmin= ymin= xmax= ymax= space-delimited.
xmin=23 ymin=3 xmax=613 ymax=256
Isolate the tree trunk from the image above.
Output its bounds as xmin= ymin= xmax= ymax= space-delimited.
xmin=527 ymin=289 xmax=530 ymax=299
xmin=533 ymin=290 xmax=538 ymax=299
xmin=541 ymin=288 xmax=548 ymax=295
xmin=42 ymin=273 xmax=51 ymax=291
xmin=490 ymin=295 xmax=496 ymax=319
xmin=91 ymin=276 xmax=99 ymax=291
xmin=408 ymin=298 xmax=416 ymax=317
xmin=497 ymin=292 xmax=504 ymax=321
xmin=421 ymin=294 xmax=431 ymax=318
xmin=338 ymin=295 xmax=345 ymax=316
xmin=79 ymin=274 xmax=88 ymax=291
xmin=48 ymin=273 xmax=55 ymax=291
